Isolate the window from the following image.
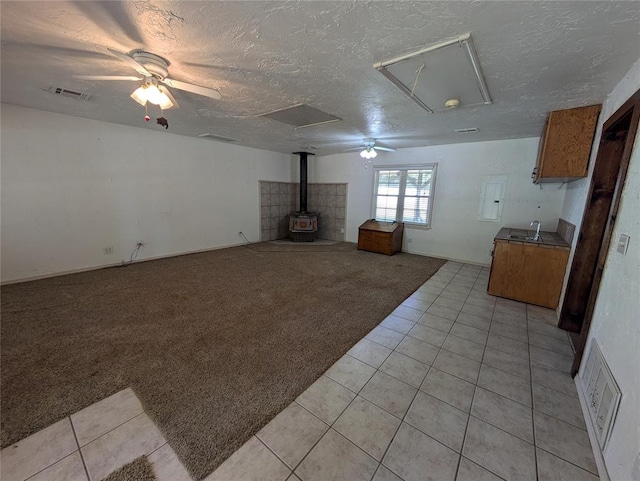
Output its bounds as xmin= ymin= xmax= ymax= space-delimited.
xmin=372 ymin=165 xmax=437 ymax=227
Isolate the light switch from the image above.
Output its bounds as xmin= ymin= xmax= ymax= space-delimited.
xmin=617 ymin=234 xmax=630 ymax=255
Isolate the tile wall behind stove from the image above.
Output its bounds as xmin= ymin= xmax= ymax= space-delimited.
xmin=260 ymin=181 xmax=297 ymax=241
xmin=259 ymin=181 xmax=347 ymax=242
xmin=308 ymin=183 xmax=347 ymax=242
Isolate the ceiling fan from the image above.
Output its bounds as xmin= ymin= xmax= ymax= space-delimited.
xmin=74 ymin=48 xmax=222 ymax=110
xmin=345 ymin=139 xmax=397 ymax=160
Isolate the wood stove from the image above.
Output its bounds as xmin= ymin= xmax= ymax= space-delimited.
xmin=290 ymin=152 xmax=319 ymax=242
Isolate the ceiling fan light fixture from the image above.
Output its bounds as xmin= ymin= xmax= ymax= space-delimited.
xmin=130 ymin=83 xmax=173 ymax=109
xmin=130 ymin=85 xmax=149 ymax=106
xmin=360 ymin=147 xmax=377 ymax=159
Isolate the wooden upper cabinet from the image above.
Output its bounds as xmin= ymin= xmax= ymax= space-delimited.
xmin=532 ymin=104 xmax=601 ymax=183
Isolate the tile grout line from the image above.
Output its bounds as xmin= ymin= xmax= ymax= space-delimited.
xmin=147 ymin=440 xmax=169 ymax=458
xmin=371 ymin=365 xmax=432 ymax=481
xmin=454 ymin=286 xmax=492 ymax=480
xmin=259 ymin=264 xmax=508 ymax=481
xmin=253 ymin=436 xmax=294 ymax=478
xmin=23 ymin=451 xmax=84 ymax=481
xmin=535 ymin=444 xmax=602 ymax=477
xmin=322 ymin=269 xmax=466 ymax=481
xmin=457 ymin=385 xmax=481 ymax=481
xmin=373 ymin=269 xmax=468 ymax=481
xmin=78 ymin=411 xmax=147 ymax=451
xmin=293 ymin=316 xmax=419 ymax=478
xmin=421 ymin=265 xmax=477 ymax=480
xmin=290 ymin=330 xmax=414 ymax=479
xmin=527 ymin=303 xmax=541 ymax=481
xmin=68 ymin=416 xmax=92 ymax=481
xmin=464 ymin=415 xmax=530 ymax=481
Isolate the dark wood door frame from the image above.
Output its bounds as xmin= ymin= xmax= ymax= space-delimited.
xmin=560 ymin=112 xmax=632 ymax=333
xmin=560 ymin=89 xmax=640 ymax=376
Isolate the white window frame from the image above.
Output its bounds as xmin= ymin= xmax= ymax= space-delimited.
xmin=371 ymin=164 xmax=437 ymax=228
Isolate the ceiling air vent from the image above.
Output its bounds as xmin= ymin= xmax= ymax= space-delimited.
xmin=197 ymin=133 xmax=240 ymax=143
xmin=49 ymin=87 xmax=93 ymax=101
xmin=455 ymin=127 xmax=479 ymax=134
xmin=260 ymin=103 xmax=341 ymax=128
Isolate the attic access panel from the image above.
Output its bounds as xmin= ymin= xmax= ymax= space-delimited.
xmin=375 ymin=34 xmax=492 ymax=113
xmin=260 ymin=103 xmax=342 ymax=128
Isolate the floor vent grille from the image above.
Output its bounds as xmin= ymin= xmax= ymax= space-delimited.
xmin=579 ymin=340 xmax=621 ymax=449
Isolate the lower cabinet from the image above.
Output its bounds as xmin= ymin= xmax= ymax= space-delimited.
xmin=488 ymin=240 xmax=569 ymax=309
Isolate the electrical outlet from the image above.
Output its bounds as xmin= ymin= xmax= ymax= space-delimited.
xmin=340 ymin=228 xmax=345 ymax=234
xmin=103 ymin=246 xmax=113 ymax=255
xmin=407 ymin=237 xmax=413 ymax=244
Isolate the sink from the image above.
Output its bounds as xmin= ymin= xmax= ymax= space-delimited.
xmin=507 ymin=234 xmax=540 ymax=242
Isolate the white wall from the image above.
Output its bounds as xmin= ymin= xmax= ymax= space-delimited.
xmin=312 ymin=138 xmax=566 ymax=265
xmin=0 ymin=104 xmax=291 ymax=283
xmin=560 ymin=58 xmax=640 ymax=481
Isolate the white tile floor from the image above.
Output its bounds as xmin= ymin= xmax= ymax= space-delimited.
xmin=0 ymin=261 xmax=599 ymax=481
xmin=208 ymin=261 xmax=599 ymax=481
xmin=0 ymin=388 xmax=191 ymax=481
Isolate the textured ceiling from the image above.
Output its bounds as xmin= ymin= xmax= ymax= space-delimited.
xmin=1 ymin=1 xmax=639 ymax=155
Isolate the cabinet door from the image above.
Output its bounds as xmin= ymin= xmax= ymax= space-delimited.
xmin=533 ymin=120 xmax=550 ymax=183
xmin=488 ymin=241 xmax=526 ymax=301
xmin=534 ymin=104 xmax=601 ymax=182
xmin=520 ymin=244 xmax=570 ymax=308
xmin=489 ymin=241 xmax=569 ymax=308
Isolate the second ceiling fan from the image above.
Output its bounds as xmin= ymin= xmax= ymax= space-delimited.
xmin=345 ymin=139 xmax=397 ymax=159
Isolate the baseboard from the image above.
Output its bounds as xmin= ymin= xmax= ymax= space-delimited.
xmin=575 ymin=377 xmax=611 ymax=481
xmin=0 ymin=241 xmax=249 ymax=285
xmin=4 ymin=243 xmax=489 ymax=285
xmin=403 ymin=250 xmax=490 ymax=268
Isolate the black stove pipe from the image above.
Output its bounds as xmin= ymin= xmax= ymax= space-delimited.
xmin=294 ymin=152 xmax=314 ymax=213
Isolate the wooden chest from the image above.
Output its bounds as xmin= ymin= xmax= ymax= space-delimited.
xmin=357 ymin=220 xmax=404 ymax=255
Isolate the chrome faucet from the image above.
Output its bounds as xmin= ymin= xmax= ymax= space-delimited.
xmin=530 ymin=220 xmax=541 ymax=241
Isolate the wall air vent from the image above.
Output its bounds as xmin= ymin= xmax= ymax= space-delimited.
xmin=197 ymin=133 xmax=240 ymax=143
xmin=579 ymin=340 xmax=621 ymax=449
xmin=455 ymin=127 xmax=479 ymax=134
xmin=260 ymin=103 xmax=341 ymax=128
xmin=48 ymin=87 xmax=93 ymax=101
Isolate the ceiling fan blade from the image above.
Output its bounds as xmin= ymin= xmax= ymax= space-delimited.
xmin=158 ymin=85 xmax=180 ymax=110
xmin=72 ymin=1 xmax=145 ymax=46
xmin=74 ymin=75 xmax=142 ymax=81
xmin=162 ymin=78 xmax=221 ymax=100
xmin=344 ymin=147 xmax=365 ymax=152
xmin=107 ymin=48 xmax=152 ymax=77
xmin=375 ymin=146 xmax=397 ymax=152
